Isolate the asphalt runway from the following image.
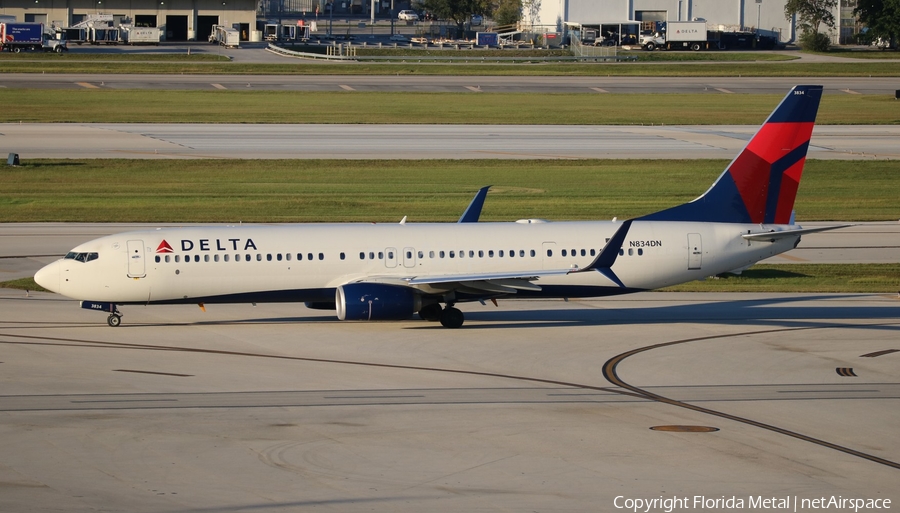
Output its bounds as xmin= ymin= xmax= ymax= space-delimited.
xmin=2 ymin=72 xmax=899 ymax=94
xmin=3 ymin=124 xmax=898 ymax=160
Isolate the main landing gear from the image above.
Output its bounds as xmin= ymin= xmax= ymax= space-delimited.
xmin=417 ymin=303 xmax=464 ymax=328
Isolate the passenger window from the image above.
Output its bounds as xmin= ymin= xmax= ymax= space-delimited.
xmin=276 ymin=254 xmax=282 ymax=261
xmin=628 ymin=248 xmax=634 ymax=256
xmin=298 ymin=253 xmax=303 ymax=261
xmin=429 ymin=251 xmax=435 ymax=258
xmin=478 ymin=250 xmax=483 ymax=258
xmin=155 ymin=255 xmax=161 ymax=263
xmin=489 ymin=250 xmax=494 ymax=257
xmin=418 ymin=251 xmax=424 ymax=259
xmin=499 ymin=250 xmax=504 ymax=257
xmin=530 ymin=249 xmax=535 ymax=257
xmin=307 ymin=253 xmax=313 ymax=261
xmin=369 ymin=252 xmax=375 ymax=260
xmin=204 ymin=255 xmax=210 ymax=262
xmin=439 ymin=251 xmax=445 ymax=258
xmin=547 ymin=249 xmax=552 ymax=257
xmin=638 ymin=248 xmax=644 ymax=256
xmin=214 ymin=254 xmax=219 ymax=262
xmin=590 ymin=249 xmax=596 ymax=256
xmin=378 ymin=252 xmax=384 ymax=259
xmin=581 ymin=249 xmax=586 ymax=256
xmin=165 ymin=255 xmax=171 ymax=263
xmin=619 ymin=249 xmax=624 ymax=256
xmin=340 ymin=253 xmax=345 ymax=260
xmin=360 ymin=252 xmax=365 ymax=260
xmin=175 ymin=255 xmax=181 ymax=263
xmin=286 ymin=253 xmax=291 ymax=261
xmin=257 ymin=254 xmax=263 ymax=261
xmin=459 ymin=251 xmax=464 ymax=259
xmin=519 ymin=250 xmax=525 ymax=257
xmin=406 ymin=251 xmax=412 ymax=259
xmin=449 ymin=251 xmax=456 ymax=258
xmin=223 ymin=254 xmax=229 ymax=262
xmin=510 ymin=251 xmax=515 ymax=258
xmin=246 ymin=254 xmax=252 ymax=262
xmin=562 ymin=249 xmax=567 ymax=257
xmin=318 ymin=253 xmax=324 ymax=260
xmin=469 ymin=250 xmax=475 ymax=258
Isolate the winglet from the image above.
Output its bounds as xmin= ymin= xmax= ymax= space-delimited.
xmin=569 ymin=220 xmax=632 ymax=288
xmin=458 ymin=186 xmax=491 ymax=223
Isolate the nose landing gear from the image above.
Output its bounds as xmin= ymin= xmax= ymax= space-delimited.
xmin=107 ymin=312 xmax=122 ymax=327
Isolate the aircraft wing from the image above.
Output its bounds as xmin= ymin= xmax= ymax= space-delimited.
xmin=354 ymin=268 xmax=584 ymax=295
xmin=349 ymin=220 xmax=634 ymax=295
xmin=742 ymin=224 xmax=852 ymax=242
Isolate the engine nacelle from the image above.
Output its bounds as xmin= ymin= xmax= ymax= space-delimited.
xmin=336 ymin=283 xmax=421 ymax=321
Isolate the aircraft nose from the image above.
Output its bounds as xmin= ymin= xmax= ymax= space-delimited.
xmin=34 ymin=260 xmax=61 ymax=293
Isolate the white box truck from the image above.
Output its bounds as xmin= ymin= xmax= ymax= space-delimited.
xmin=209 ymin=25 xmax=240 ymax=48
xmin=122 ymin=26 xmax=160 ymax=45
xmin=641 ymin=20 xmax=708 ymax=51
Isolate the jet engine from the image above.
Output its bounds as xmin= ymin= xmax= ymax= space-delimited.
xmin=336 ymin=283 xmax=422 ymax=321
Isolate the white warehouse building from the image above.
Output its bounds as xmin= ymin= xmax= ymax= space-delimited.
xmin=531 ymin=0 xmax=846 ymax=44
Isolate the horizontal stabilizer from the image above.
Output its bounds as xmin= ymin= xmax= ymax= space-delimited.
xmin=742 ymin=224 xmax=852 ymax=242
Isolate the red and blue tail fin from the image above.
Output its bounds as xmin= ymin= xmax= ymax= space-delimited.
xmin=640 ymin=85 xmax=823 ymax=224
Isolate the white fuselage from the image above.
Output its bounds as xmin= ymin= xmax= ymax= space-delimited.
xmin=36 ymin=220 xmax=798 ymax=305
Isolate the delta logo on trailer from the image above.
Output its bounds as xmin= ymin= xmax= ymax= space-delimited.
xmin=156 ymin=240 xmax=174 ymax=253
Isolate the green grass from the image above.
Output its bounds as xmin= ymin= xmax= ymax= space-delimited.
xmin=662 ymin=264 xmax=900 ymax=293
xmin=0 ymin=277 xmax=48 ymax=292
xmin=1 ymin=91 xmax=898 ymax=124
xmin=1 ymin=159 xmax=897 ymax=223
xmin=801 ymin=48 xmax=900 ymax=59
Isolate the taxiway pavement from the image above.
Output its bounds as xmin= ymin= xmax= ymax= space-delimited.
xmin=1 ymin=288 xmax=898 ymax=512
xmin=3 ymin=124 xmax=898 ymax=160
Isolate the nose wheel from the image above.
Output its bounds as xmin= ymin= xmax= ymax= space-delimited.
xmin=107 ymin=307 xmax=122 ymax=327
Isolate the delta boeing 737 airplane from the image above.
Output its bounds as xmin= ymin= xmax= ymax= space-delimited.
xmin=35 ymin=85 xmax=843 ymax=328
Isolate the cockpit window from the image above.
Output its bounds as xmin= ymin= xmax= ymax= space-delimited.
xmin=64 ymin=252 xmax=99 ymax=263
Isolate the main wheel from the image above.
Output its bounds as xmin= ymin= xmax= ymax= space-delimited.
xmin=107 ymin=314 xmax=122 ymax=327
xmin=418 ymin=303 xmax=443 ymax=322
xmin=439 ymin=307 xmax=464 ymax=329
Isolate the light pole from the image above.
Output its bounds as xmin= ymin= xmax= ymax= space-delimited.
xmin=756 ymin=0 xmax=762 ymax=35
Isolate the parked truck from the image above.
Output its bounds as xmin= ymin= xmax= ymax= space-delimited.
xmin=641 ymin=20 xmax=708 ymax=51
xmin=1 ymin=22 xmax=67 ymax=53
xmin=121 ymin=26 xmax=160 ymax=45
xmin=209 ymin=25 xmax=240 ymax=48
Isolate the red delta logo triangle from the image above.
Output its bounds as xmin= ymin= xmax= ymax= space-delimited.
xmin=156 ymin=240 xmax=174 ymax=253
